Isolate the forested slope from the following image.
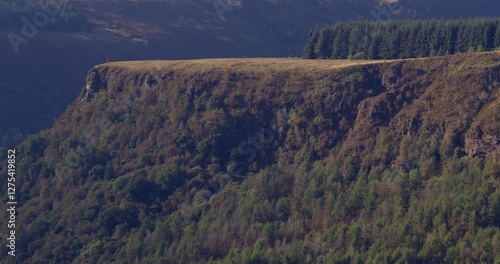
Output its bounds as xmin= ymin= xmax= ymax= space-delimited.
xmin=0 ymin=53 xmax=499 ymax=263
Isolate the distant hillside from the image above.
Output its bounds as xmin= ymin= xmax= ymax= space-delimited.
xmin=0 ymin=0 xmax=90 ymax=31
xmin=1 ymin=52 xmax=498 ymax=263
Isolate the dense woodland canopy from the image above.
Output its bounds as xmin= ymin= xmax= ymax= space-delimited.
xmin=0 ymin=53 xmax=499 ymax=263
xmin=304 ymin=18 xmax=500 ymax=60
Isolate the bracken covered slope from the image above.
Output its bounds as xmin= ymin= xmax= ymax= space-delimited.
xmin=0 ymin=53 xmax=499 ymax=263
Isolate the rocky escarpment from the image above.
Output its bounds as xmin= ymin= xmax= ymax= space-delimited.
xmin=82 ymin=68 xmax=103 ymax=102
xmin=465 ymin=87 xmax=500 ymax=158
xmin=465 ymin=127 xmax=499 ymax=158
xmin=74 ymin=55 xmax=500 ymax=167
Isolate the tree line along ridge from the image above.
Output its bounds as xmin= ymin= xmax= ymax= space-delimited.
xmin=303 ymin=18 xmax=500 ymax=60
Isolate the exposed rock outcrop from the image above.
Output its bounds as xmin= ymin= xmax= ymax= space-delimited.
xmin=82 ymin=68 xmax=102 ymax=102
xmin=465 ymin=127 xmax=499 ymax=158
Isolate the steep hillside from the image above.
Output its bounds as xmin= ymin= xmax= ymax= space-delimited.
xmin=3 ymin=0 xmax=500 ymax=147
xmin=0 ymin=27 xmax=150 ymax=147
xmin=1 ymin=0 xmax=366 ymax=147
xmin=0 ymin=53 xmax=499 ymax=263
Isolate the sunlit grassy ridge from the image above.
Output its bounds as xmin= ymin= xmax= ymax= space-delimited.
xmin=104 ymin=58 xmax=390 ymax=71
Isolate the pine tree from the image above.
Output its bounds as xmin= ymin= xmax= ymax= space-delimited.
xmin=455 ymin=21 xmax=467 ymax=53
xmin=446 ymin=21 xmax=458 ymax=54
xmin=494 ymin=21 xmax=500 ymax=49
xmin=429 ymin=20 xmax=441 ymax=56
xmin=483 ymin=20 xmax=496 ymax=50
xmin=348 ymin=23 xmax=365 ymax=57
xmin=401 ymin=22 xmax=418 ymax=58
xmin=378 ymin=24 xmax=392 ymax=59
xmin=331 ymin=26 xmax=342 ymax=59
xmin=314 ymin=29 xmax=333 ymax=58
xmin=414 ymin=23 xmax=429 ymax=57
xmin=303 ymin=31 xmax=320 ymax=59
xmin=368 ymin=34 xmax=382 ymax=59
xmin=332 ymin=25 xmax=350 ymax=59
xmin=389 ymin=27 xmax=403 ymax=58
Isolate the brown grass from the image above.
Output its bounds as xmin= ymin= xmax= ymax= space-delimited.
xmin=99 ymin=51 xmax=500 ymax=72
xmin=102 ymin=58 xmax=392 ymax=72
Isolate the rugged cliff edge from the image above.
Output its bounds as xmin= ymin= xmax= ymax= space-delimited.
xmin=79 ymin=56 xmax=499 ymax=161
xmin=1 ymin=53 xmax=499 ymax=263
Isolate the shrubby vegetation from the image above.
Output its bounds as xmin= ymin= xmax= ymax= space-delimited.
xmin=304 ymin=18 xmax=500 ymax=59
xmin=0 ymin=0 xmax=91 ymax=32
xmin=0 ymin=53 xmax=499 ymax=263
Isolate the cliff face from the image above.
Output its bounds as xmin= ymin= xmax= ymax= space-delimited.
xmin=70 ymin=59 xmax=391 ymax=175
xmin=2 ymin=54 xmax=500 ymax=263
xmin=77 ymin=55 xmax=500 ymax=164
